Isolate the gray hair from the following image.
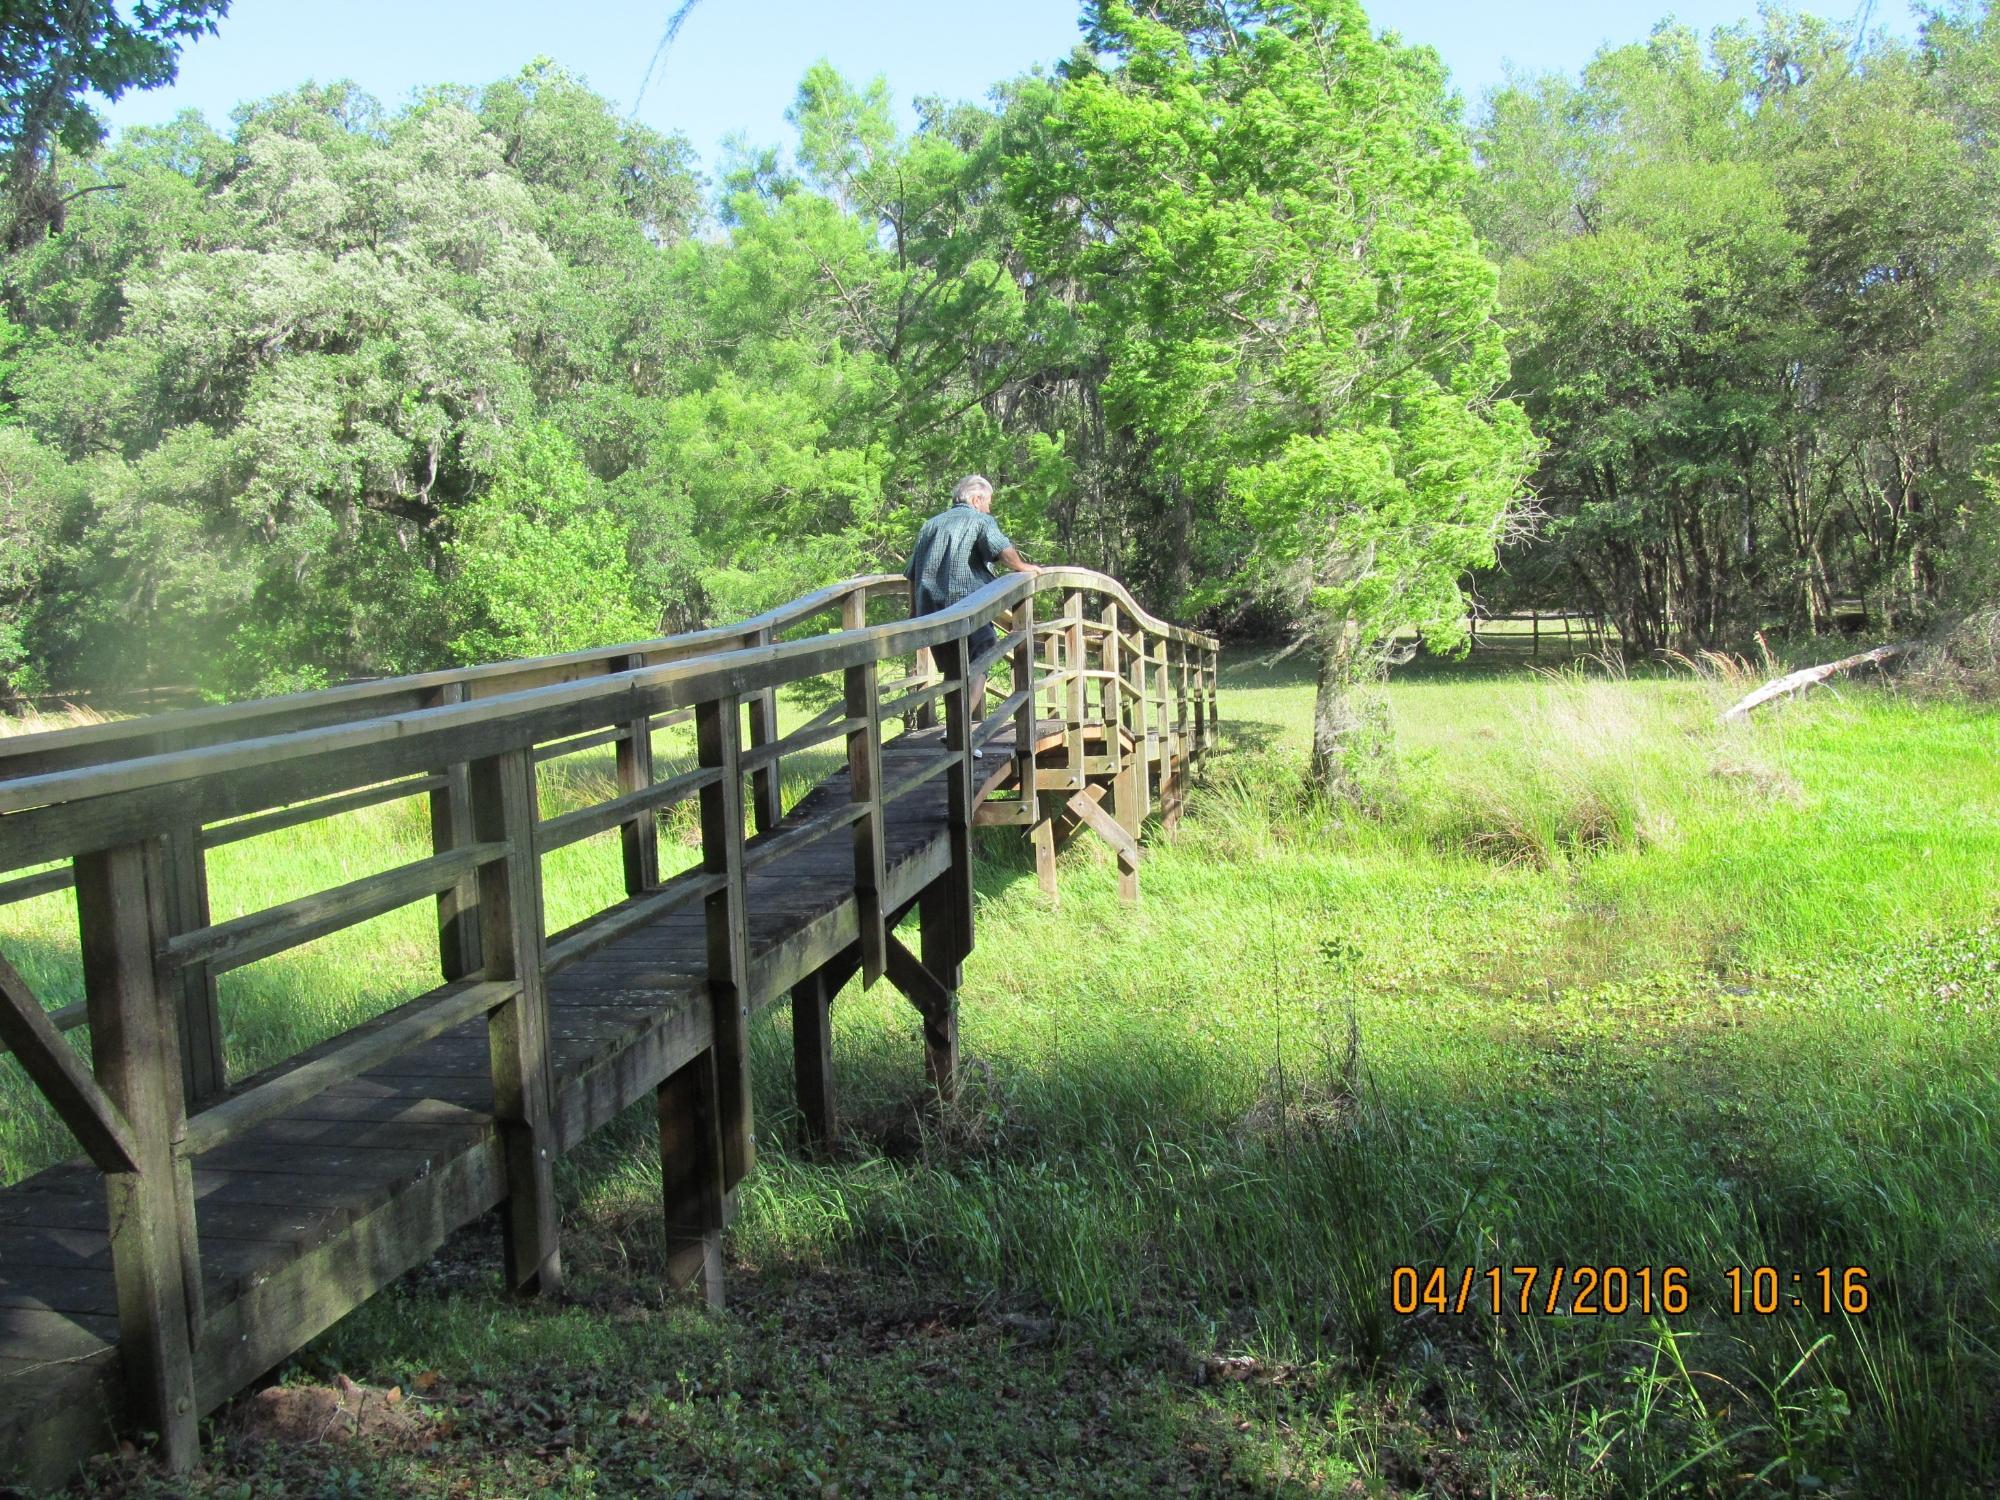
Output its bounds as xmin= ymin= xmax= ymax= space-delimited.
xmin=952 ymin=474 xmax=993 ymax=505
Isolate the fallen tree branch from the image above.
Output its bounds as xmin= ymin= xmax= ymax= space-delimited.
xmin=1720 ymin=642 xmax=1914 ymax=722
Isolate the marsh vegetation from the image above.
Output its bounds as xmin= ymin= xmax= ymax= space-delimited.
xmin=11 ymin=649 xmax=1995 ymax=1497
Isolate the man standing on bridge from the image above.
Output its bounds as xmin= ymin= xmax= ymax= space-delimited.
xmin=904 ymin=475 xmax=1041 ymax=735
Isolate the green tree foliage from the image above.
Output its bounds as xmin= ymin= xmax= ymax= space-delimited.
xmin=5 ymin=1 xmax=1997 ymax=774
xmin=0 ymin=0 xmax=228 ymax=247
xmin=1473 ymin=9 xmax=2000 ymax=651
xmin=0 ymin=66 xmax=699 ymax=697
xmin=445 ymin=423 xmax=649 ymax=662
xmin=1016 ymin=0 xmax=1535 ymax=784
xmin=0 ymin=54 xmax=1083 ymax=702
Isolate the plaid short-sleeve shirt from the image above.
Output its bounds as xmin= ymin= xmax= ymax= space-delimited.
xmin=904 ymin=501 xmax=1013 ymax=615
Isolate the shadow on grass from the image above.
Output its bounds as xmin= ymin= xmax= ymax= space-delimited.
xmin=392 ymin=960 xmax=2000 ymax=1500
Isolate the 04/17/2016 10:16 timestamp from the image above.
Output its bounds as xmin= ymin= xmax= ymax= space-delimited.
xmin=1391 ymin=1266 xmax=1872 ymax=1317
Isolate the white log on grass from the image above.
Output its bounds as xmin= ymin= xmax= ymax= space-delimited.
xmin=1719 ymin=642 xmax=1913 ymax=722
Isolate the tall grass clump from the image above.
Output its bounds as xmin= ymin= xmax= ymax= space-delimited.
xmin=1388 ymin=656 xmax=1781 ymax=866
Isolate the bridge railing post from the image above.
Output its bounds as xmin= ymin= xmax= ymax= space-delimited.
xmin=920 ymin=625 xmax=978 ymax=1101
xmin=1160 ymin=632 xmax=1168 ymax=828
xmin=914 ymin=644 xmax=938 ymax=732
xmin=1182 ymin=639 xmax=1204 ymax=765
xmin=1099 ymin=599 xmax=1122 ymax=760
xmin=1011 ymin=591 xmax=1039 ymax=829
xmin=427 ymin=682 xmax=483 ymax=982
xmin=468 ymin=746 xmax=562 ymax=1297
xmin=1175 ymin=640 xmax=1192 ymax=821
xmin=1127 ymin=613 xmax=1151 ymax=828
xmin=158 ymin=823 xmax=226 ymax=1111
xmin=1205 ymin=645 xmax=1220 ymax=757
xmin=744 ymin=631 xmax=784 ymax=837
xmin=694 ymin=695 xmax=753 ymax=1188
xmin=657 ymin=693 xmax=751 ymax=1309
xmin=74 ymin=840 xmax=201 ymax=1470
xmin=1169 ymin=639 xmax=1184 ymax=757
xmin=1020 ymin=592 xmax=1059 ymax=901
xmin=1064 ymin=590 xmax=1086 ymax=789
xmin=843 ymin=594 xmax=887 ymax=986
xmin=939 ymin=627 xmax=976 ymax=962
xmin=1099 ymin=603 xmax=1140 ymax=903
xmin=615 ymin=656 xmax=662 ymax=893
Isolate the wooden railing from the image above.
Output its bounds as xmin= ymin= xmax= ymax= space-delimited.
xmin=0 ymin=575 xmax=915 ymax=1099
xmin=0 ymin=566 xmax=1218 ymax=1469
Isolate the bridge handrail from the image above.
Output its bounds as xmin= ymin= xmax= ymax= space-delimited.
xmin=0 ymin=574 xmax=916 ymax=780
xmin=0 ymin=568 xmax=1210 ymax=839
xmin=0 ymin=562 xmax=1217 ymax=1106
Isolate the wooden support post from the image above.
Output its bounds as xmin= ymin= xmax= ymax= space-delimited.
xmin=936 ymin=630 xmax=976 ymax=965
xmin=1187 ymin=640 xmax=1208 ymax=765
xmin=1051 ymin=620 xmax=1070 ymax=721
xmin=790 ymin=968 xmax=836 ymax=1149
xmin=1024 ymin=602 xmax=1061 ymax=901
xmin=910 ymin=894 xmax=961 ymax=1104
xmin=161 ymin=823 xmax=226 ymax=1107
xmin=916 ymin=880 xmax=964 ymax=1104
xmin=1171 ymin=641 xmax=1191 ymax=827
xmin=1126 ymin=625 xmax=1152 ymax=827
xmin=1532 ymin=611 xmax=1540 ymax=658
xmin=1100 ymin=602 xmax=1139 ymax=843
xmin=1031 ymin=816 xmax=1058 ymax=903
xmin=1168 ymin=644 xmax=1184 ymax=768
xmin=1154 ymin=635 xmax=1179 ymax=829
xmin=428 ymin=682 xmax=482 ymax=983
xmin=74 ymin=842 xmax=200 ymax=1470
xmin=614 ymin=658 xmax=661 ymax=894
xmin=1064 ymin=591 xmax=1086 ymax=786
xmin=1206 ymin=648 xmax=1220 ymax=757
xmin=1012 ymin=591 xmax=1040 ymax=832
xmin=694 ymin=696 xmax=754 ymax=1188
xmin=744 ymin=631 xmax=784 ymax=836
xmin=658 ymin=1050 xmax=725 ymax=1307
xmin=843 ymin=593 xmax=887 ymax=988
xmin=469 ymin=747 xmax=562 ymax=1297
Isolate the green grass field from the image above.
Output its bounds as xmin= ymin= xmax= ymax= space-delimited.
xmin=7 ymin=651 xmax=1999 ymax=1497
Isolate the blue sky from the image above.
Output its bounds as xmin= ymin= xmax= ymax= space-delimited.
xmin=103 ymin=0 xmax=1917 ymax=172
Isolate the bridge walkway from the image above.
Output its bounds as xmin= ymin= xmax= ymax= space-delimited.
xmin=0 ymin=572 xmax=1215 ymax=1486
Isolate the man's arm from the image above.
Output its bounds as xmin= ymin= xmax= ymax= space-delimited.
xmin=999 ymin=546 xmax=1041 ymax=579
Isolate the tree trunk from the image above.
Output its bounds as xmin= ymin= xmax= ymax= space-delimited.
xmin=1311 ymin=620 xmax=1363 ymax=791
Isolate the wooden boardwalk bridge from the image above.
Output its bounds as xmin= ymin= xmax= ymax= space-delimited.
xmin=0 ymin=568 xmax=1217 ymax=1487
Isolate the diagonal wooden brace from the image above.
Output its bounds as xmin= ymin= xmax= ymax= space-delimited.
xmin=1064 ymin=788 xmax=1140 ymax=905
xmin=0 ymin=949 xmax=141 ymax=1174
xmin=884 ymin=933 xmax=958 ymax=1102
xmin=885 ymin=933 xmax=952 ymax=1016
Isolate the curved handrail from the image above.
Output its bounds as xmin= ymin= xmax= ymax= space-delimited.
xmin=1017 ymin=567 xmax=1216 ymax=649
xmin=0 ymin=568 xmax=1208 ymax=795
xmin=0 ymin=568 xmax=1209 ymax=829
xmin=0 ymin=573 xmax=913 ymax=778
